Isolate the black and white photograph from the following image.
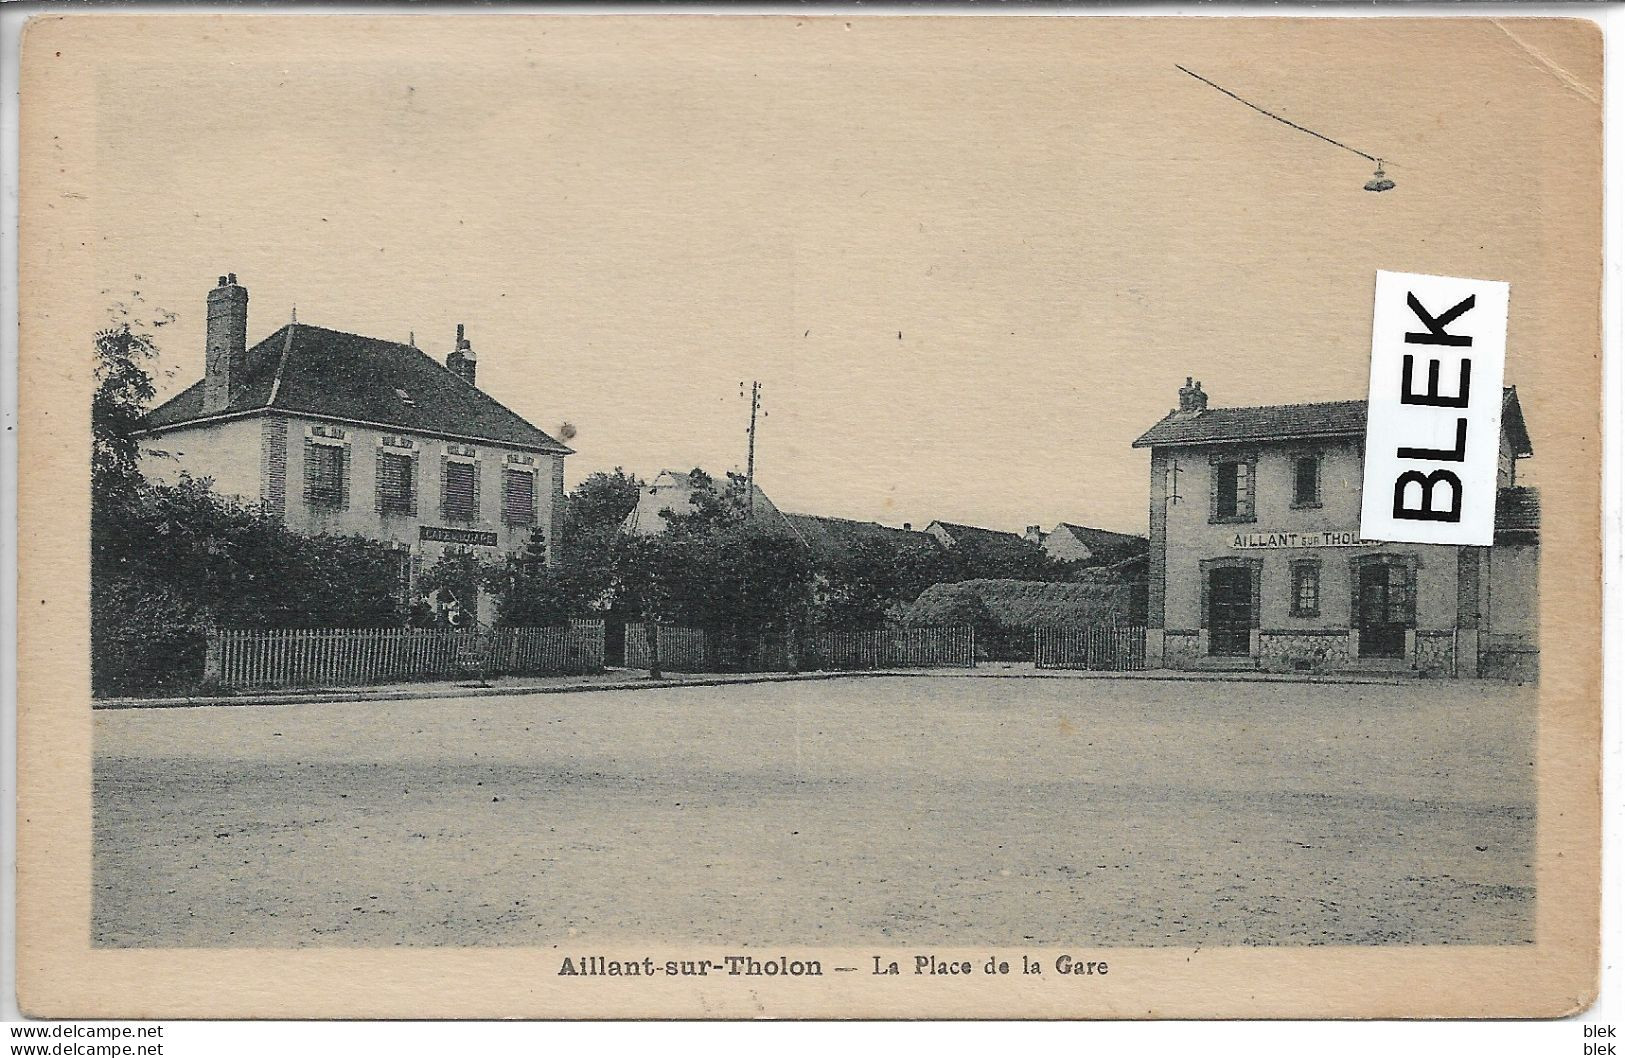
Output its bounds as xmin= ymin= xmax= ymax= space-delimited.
xmin=13 ymin=13 xmax=1606 ymax=1025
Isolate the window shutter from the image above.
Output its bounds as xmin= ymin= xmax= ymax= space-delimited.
xmin=1249 ymin=564 xmax=1261 ymax=628
xmin=339 ymin=444 xmax=351 ymax=510
xmin=502 ymin=468 xmax=538 ymax=526
xmin=471 ymin=460 xmax=481 ymax=521
xmin=302 ymin=440 xmax=317 ymax=505
xmin=375 ymin=449 xmax=388 ymax=512
xmin=408 ymin=452 xmax=419 ymax=516
xmin=440 ymin=456 xmax=450 ymax=521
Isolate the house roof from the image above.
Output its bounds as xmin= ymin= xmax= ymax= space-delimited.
xmin=1051 ymin=523 xmax=1149 ymax=557
xmin=902 ymin=578 xmax=1140 ymax=628
xmin=783 ymin=513 xmax=940 ymax=564
xmin=138 ymin=323 xmax=571 ymax=453
xmin=1132 ymin=399 xmax=1368 ymax=448
xmin=621 ymin=468 xmax=793 ymax=537
xmin=928 ymin=521 xmax=1024 ymax=546
xmin=1132 ymin=388 xmax=1531 ymax=452
xmin=1501 ymin=386 xmax=1534 ymax=457
xmin=1495 ymin=486 xmax=1540 ymax=537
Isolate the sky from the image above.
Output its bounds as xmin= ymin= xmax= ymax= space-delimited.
xmin=88 ymin=17 xmax=1599 ymax=536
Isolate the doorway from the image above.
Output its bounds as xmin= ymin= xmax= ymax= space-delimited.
xmin=1357 ymin=561 xmax=1415 ymax=659
xmin=1207 ymin=566 xmax=1253 ymax=656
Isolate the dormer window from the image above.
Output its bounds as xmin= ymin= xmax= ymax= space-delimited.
xmin=395 ymin=388 xmax=416 ymax=407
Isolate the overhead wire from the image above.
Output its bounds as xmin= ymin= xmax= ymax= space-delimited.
xmin=1174 ymin=64 xmax=1397 ymax=189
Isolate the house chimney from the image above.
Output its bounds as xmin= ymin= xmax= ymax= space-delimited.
xmin=445 ymin=323 xmax=478 ymax=386
xmin=903 ymin=522 xmax=912 ymax=531
xmin=202 ymin=273 xmax=249 ymax=414
xmin=1177 ymin=376 xmax=1208 ymax=415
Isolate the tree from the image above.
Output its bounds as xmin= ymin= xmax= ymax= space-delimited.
xmin=93 ymin=295 xmax=175 ymax=491
xmin=609 ymin=532 xmax=687 ymax=679
xmin=640 ymin=471 xmax=817 ymax=671
xmin=946 ymin=535 xmax=1064 ymax=583
xmin=818 ymin=536 xmax=952 ymax=628
xmin=485 ymin=529 xmax=578 ymax=627
xmin=539 ymin=468 xmax=645 ymax=618
xmin=563 ymin=468 xmax=644 ymax=546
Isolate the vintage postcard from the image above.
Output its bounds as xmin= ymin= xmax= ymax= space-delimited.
xmin=15 ymin=15 xmax=1603 ymax=1019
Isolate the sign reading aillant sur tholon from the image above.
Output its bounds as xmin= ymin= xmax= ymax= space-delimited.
xmin=1359 ymin=270 xmax=1509 ymax=547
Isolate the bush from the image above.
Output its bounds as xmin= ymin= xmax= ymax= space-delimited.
xmin=91 ymin=475 xmax=408 ymax=695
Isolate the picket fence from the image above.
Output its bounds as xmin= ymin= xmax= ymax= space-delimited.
xmin=806 ymin=625 xmax=976 ymax=671
xmin=623 ymin=623 xmax=713 ymax=673
xmin=206 ymin=621 xmax=605 ymax=690
xmin=622 ymin=622 xmax=975 ymax=673
xmin=1032 ymin=624 xmax=1147 ymax=671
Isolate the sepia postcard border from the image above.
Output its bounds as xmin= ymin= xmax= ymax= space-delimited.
xmin=15 ymin=13 xmax=1604 ymax=1019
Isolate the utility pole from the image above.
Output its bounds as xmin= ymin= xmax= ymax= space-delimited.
xmin=743 ymin=380 xmax=761 ymax=512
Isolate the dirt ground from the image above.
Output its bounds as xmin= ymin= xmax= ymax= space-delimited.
xmin=93 ymin=674 xmax=1535 ymax=949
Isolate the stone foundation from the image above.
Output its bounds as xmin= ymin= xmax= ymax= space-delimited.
xmin=1257 ymin=630 xmax=1351 ymax=674
xmin=1413 ymin=630 xmax=1456 ymax=678
xmin=1163 ymin=631 xmax=1202 ymax=667
xmin=1157 ymin=626 xmax=1493 ymax=679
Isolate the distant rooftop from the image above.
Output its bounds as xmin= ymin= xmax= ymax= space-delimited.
xmin=783 ymin=513 xmax=939 ymax=564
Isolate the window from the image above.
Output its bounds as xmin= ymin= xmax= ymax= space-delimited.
xmin=442 ymin=460 xmax=479 ymax=521
xmin=377 ymin=451 xmax=415 ymax=514
xmin=1291 ymin=561 xmax=1321 ymax=617
xmin=1212 ymin=458 xmax=1253 ymax=522
xmin=1293 ymin=454 xmax=1321 ymax=507
xmin=304 ymin=442 xmax=346 ymax=509
xmin=502 ymin=468 xmax=536 ymax=526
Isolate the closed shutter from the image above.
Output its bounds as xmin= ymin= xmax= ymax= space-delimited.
xmin=304 ymin=441 xmax=345 ymax=508
xmin=304 ymin=440 xmax=319 ymax=505
xmin=338 ymin=443 xmax=350 ymax=510
xmin=377 ymin=452 xmax=416 ymax=514
xmin=408 ymin=452 xmax=419 ymax=516
xmin=503 ymin=469 xmax=536 ymax=525
xmin=443 ymin=460 xmax=478 ymax=521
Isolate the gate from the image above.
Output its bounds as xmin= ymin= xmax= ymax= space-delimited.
xmin=1033 ymin=624 xmax=1147 ymax=671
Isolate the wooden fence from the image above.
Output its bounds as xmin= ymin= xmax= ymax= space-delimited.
xmin=805 ymin=625 xmax=976 ymax=670
xmin=624 ymin=623 xmax=713 ymax=673
xmin=206 ymin=621 xmax=605 ymax=690
xmin=1033 ymin=624 xmax=1147 ymax=671
xmin=622 ymin=622 xmax=975 ymax=673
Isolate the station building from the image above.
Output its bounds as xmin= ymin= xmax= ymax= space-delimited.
xmin=1133 ymin=379 xmax=1538 ymax=679
xmin=136 ymin=274 xmax=573 ymax=621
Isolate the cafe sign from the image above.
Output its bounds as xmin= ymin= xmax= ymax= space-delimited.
xmin=1230 ymin=530 xmax=1374 ymax=550
xmin=420 ymin=526 xmax=498 ymax=547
